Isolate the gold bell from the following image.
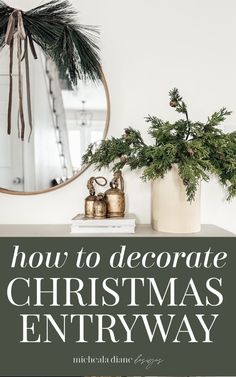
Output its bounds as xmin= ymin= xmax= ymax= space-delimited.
xmin=94 ymin=193 xmax=107 ymax=219
xmin=85 ymin=177 xmax=107 ymax=218
xmin=105 ymin=170 xmax=125 ymax=218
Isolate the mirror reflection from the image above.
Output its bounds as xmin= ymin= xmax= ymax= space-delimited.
xmin=0 ymin=51 xmax=108 ymax=193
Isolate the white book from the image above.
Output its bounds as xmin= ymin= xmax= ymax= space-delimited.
xmin=70 ymin=225 xmax=136 ymax=234
xmin=71 ymin=214 xmax=136 ymax=227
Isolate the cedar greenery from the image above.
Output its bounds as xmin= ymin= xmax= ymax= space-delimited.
xmin=83 ymin=89 xmax=236 ymax=202
xmin=0 ymin=0 xmax=101 ymax=86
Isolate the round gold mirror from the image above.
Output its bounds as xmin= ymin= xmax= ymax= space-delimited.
xmin=0 ymin=52 xmax=110 ymax=195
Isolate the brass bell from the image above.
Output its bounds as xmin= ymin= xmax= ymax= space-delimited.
xmin=94 ymin=193 xmax=107 ymax=219
xmin=105 ymin=170 xmax=125 ymax=218
xmin=85 ymin=177 xmax=107 ymax=218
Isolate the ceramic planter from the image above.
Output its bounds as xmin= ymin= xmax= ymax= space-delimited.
xmin=151 ymin=164 xmax=201 ymax=233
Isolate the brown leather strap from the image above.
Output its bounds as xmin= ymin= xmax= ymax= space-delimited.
xmin=5 ymin=9 xmax=36 ymax=141
xmin=28 ymin=33 xmax=38 ymax=60
xmin=17 ymin=36 xmax=25 ymax=141
xmin=17 ymin=11 xmax=26 ymax=40
xmin=24 ymin=36 xmax=33 ymax=141
xmin=17 ymin=110 xmax=20 ymax=139
xmin=7 ymin=39 xmax=14 ymax=135
xmin=21 ymin=33 xmax=38 ymax=61
xmin=5 ymin=10 xmax=17 ymax=45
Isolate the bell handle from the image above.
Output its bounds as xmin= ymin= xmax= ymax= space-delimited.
xmin=110 ymin=170 xmax=124 ymax=191
xmin=87 ymin=176 xmax=96 ymax=196
xmin=119 ymin=173 xmax=124 ymax=192
xmin=95 ymin=176 xmax=107 ymax=187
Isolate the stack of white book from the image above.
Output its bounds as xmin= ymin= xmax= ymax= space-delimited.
xmin=71 ymin=214 xmax=136 ymax=234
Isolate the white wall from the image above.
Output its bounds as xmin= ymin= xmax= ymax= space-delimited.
xmin=0 ymin=0 xmax=235 ymax=233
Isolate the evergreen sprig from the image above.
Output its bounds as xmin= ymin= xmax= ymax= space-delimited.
xmin=83 ymin=89 xmax=236 ymax=202
xmin=206 ymin=107 xmax=232 ymax=128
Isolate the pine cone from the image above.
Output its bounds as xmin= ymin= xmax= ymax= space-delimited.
xmin=170 ymin=100 xmax=178 ymax=108
xmin=188 ymin=148 xmax=194 ymax=156
xmin=120 ymin=155 xmax=128 ymax=163
xmin=183 ymin=178 xmax=189 ymax=186
xmin=122 ymin=129 xmax=131 ymax=139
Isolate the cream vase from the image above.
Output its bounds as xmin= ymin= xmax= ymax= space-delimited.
xmin=151 ymin=164 xmax=201 ymax=233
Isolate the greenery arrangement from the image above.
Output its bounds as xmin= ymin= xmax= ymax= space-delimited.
xmin=83 ymin=88 xmax=236 ymax=202
xmin=0 ymin=0 xmax=101 ymax=140
xmin=0 ymin=0 xmax=101 ymax=84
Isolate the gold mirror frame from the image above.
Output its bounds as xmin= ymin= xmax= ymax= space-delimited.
xmin=0 ymin=70 xmax=110 ymax=196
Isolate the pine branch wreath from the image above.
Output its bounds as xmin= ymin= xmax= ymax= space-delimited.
xmin=83 ymin=89 xmax=236 ymax=202
xmin=0 ymin=0 xmax=101 ymax=140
